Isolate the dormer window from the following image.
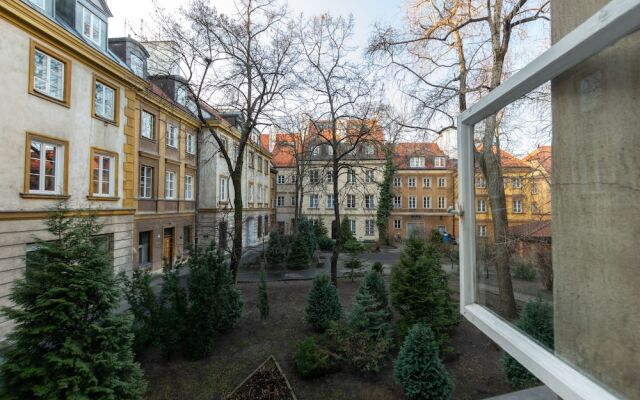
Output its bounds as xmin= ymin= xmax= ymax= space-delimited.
xmin=434 ymin=156 xmax=446 ymax=168
xmin=365 ymin=144 xmax=375 ymax=155
xmin=176 ymin=86 xmax=187 ymax=106
xmin=312 ymin=146 xmax=320 ymax=156
xmin=130 ymin=53 xmax=144 ymax=77
xmin=82 ymin=7 xmax=104 ymax=46
xmin=409 ymin=157 xmax=425 ymax=168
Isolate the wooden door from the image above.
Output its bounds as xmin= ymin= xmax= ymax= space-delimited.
xmin=163 ymin=227 xmax=174 ymax=265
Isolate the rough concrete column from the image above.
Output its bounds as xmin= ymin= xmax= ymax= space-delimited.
xmin=551 ymin=1 xmax=640 ymax=398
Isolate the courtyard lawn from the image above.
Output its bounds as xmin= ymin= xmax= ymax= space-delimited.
xmin=141 ymin=278 xmax=512 ymax=400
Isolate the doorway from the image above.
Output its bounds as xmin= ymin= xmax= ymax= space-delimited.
xmin=163 ymin=227 xmax=174 ymax=265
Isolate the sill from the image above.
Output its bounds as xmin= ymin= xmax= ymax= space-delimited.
xmin=166 ymin=145 xmax=179 ymax=150
xmin=20 ymin=192 xmax=70 ymax=200
xmin=141 ymin=136 xmax=156 ymax=143
xmin=30 ymin=90 xmax=70 ymax=108
xmin=87 ymin=195 xmax=120 ymax=201
xmin=92 ymin=114 xmax=118 ymax=126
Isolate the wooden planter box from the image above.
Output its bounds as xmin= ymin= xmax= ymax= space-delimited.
xmin=226 ymin=355 xmax=297 ymax=400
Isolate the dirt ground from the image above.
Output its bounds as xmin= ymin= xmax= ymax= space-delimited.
xmin=141 ymin=278 xmax=512 ymax=400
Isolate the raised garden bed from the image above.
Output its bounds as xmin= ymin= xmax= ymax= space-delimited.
xmin=227 ymin=356 xmax=297 ymax=400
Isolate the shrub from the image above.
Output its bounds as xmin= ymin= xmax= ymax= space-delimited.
xmin=348 ymin=285 xmax=391 ymax=340
xmin=304 ymin=274 xmax=342 ymax=332
xmin=502 ymin=298 xmax=554 ymax=389
xmin=297 ymin=217 xmax=317 ymax=257
xmin=340 ymin=218 xmax=355 ymax=243
xmin=185 ymin=244 xmax=243 ymax=359
xmin=157 ymin=259 xmax=187 ymax=360
xmin=294 ymin=337 xmax=332 ymax=379
xmin=361 ymin=270 xmax=389 ymax=312
xmin=266 ymin=231 xmax=286 ymax=269
xmin=329 ymin=322 xmax=392 ymax=373
xmin=1 ymin=210 xmax=146 ymax=399
xmin=257 ymin=268 xmax=269 ymax=321
xmin=343 ymin=239 xmax=364 ymax=253
xmin=313 ymin=219 xmax=328 ymax=239
xmin=371 ymin=261 xmax=384 ymax=275
xmin=287 ymin=233 xmax=311 ymax=270
xmin=394 ymin=323 xmax=453 ymax=400
xmin=512 ymin=262 xmax=536 ymax=281
xmin=390 ymin=236 xmax=459 ymax=351
xmin=317 ymin=235 xmax=335 ymax=251
xmin=122 ymin=266 xmax=159 ymax=352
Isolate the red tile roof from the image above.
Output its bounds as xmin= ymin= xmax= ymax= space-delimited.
xmin=524 ymin=146 xmax=552 ymax=173
xmin=260 ymin=134 xmax=271 ymax=151
xmin=509 ymin=220 xmax=551 ymax=239
xmin=393 ymin=142 xmax=447 ymax=169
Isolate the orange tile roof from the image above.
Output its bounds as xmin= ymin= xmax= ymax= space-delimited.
xmin=524 ymin=146 xmax=552 ymax=173
xmin=393 ymin=142 xmax=447 ymax=169
xmin=509 ymin=220 xmax=551 ymax=239
xmin=477 ymin=145 xmax=531 ymax=169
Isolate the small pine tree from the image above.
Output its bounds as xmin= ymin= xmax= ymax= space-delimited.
xmin=122 ymin=266 xmax=159 ymax=352
xmin=348 ymin=285 xmax=391 ymax=340
xmin=340 ymin=218 xmax=355 ymax=244
xmin=313 ymin=219 xmax=328 ymax=239
xmin=257 ymin=268 xmax=269 ymax=320
xmin=266 ymin=231 xmax=286 ymax=269
xmin=361 ymin=270 xmax=389 ymax=312
xmin=297 ymin=217 xmax=317 ymax=257
xmin=390 ymin=237 xmax=459 ymax=351
xmin=304 ymin=274 xmax=342 ymax=332
xmin=157 ymin=259 xmax=187 ymax=360
xmin=287 ymin=233 xmax=311 ymax=270
xmin=1 ymin=210 xmax=146 ymax=399
xmin=185 ymin=243 xmax=243 ymax=359
xmin=502 ymin=298 xmax=554 ymax=389
xmin=394 ymin=323 xmax=453 ymax=400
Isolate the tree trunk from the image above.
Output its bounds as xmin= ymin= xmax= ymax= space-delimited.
xmin=230 ymin=173 xmax=244 ymax=284
xmin=330 ymin=162 xmax=340 ymax=286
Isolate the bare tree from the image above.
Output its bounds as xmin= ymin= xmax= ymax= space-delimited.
xmin=369 ymin=0 xmax=549 ymax=318
xmin=295 ymin=14 xmax=382 ymax=285
xmin=150 ymin=0 xmax=297 ymax=282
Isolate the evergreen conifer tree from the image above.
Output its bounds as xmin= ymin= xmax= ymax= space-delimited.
xmin=348 ymin=285 xmax=391 ymax=340
xmin=287 ymin=233 xmax=311 ymax=270
xmin=394 ymin=323 xmax=453 ymax=400
xmin=297 ymin=217 xmax=317 ymax=257
xmin=361 ymin=270 xmax=389 ymax=312
xmin=122 ymin=266 xmax=159 ymax=352
xmin=257 ymin=268 xmax=269 ymax=320
xmin=1 ymin=210 xmax=146 ymax=399
xmin=157 ymin=259 xmax=187 ymax=360
xmin=304 ymin=274 xmax=342 ymax=332
xmin=390 ymin=237 xmax=459 ymax=350
xmin=265 ymin=231 xmax=286 ymax=269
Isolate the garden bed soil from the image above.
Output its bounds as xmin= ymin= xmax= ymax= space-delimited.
xmin=141 ymin=278 xmax=512 ymax=400
xmin=227 ymin=356 xmax=296 ymax=400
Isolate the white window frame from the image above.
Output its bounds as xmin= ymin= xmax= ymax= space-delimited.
xmin=365 ymin=219 xmax=375 ymax=236
xmin=141 ymin=111 xmax=154 ymax=140
xmin=139 ymin=165 xmax=152 ymax=199
xmin=92 ymin=153 xmax=115 ymax=197
xmin=423 ymin=196 xmax=431 ymax=209
xmin=512 ymin=199 xmax=523 ymax=214
xmin=33 ymin=49 xmax=65 ymax=101
xmin=291 ymin=196 xmax=297 ymax=206
xmin=393 ymin=177 xmax=401 ymax=187
xmin=423 ymin=177 xmax=431 ymax=188
xmin=186 ymin=133 xmax=196 ymax=154
xmin=30 ymin=0 xmax=45 ymax=10
xmin=94 ymin=80 xmax=115 ymax=121
xmin=394 ymin=219 xmax=401 ymax=229
xmin=219 ymin=177 xmax=228 ymax=202
xmin=438 ymin=177 xmax=446 ymax=188
xmin=312 ymin=145 xmax=320 ymax=156
xmin=81 ymin=6 xmax=103 ymax=46
xmin=277 ymin=175 xmax=285 ymax=184
xmin=408 ymin=177 xmax=416 ymax=187
xmin=248 ymin=183 xmax=254 ymax=203
xmin=309 ymin=194 xmax=319 ymax=209
xmin=476 ymin=176 xmax=487 ymax=188
xmin=326 ymin=194 xmax=334 ymax=208
xmin=346 ymin=194 xmax=356 ymax=209
xmin=408 ymin=196 xmax=416 ymax=209
xmin=349 ymin=219 xmax=356 ymax=234
xmin=130 ymin=53 xmax=144 ymax=77
xmin=165 ymin=171 xmax=176 ymax=199
xmin=166 ymin=123 xmax=178 ymax=148
xmin=347 ymin=169 xmax=355 ymax=184
xmin=327 ymin=171 xmax=333 ymax=183
xmin=409 ymin=157 xmax=425 ymax=168
xmin=434 ymin=156 xmax=446 ymax=168
xmin=365 ymin=194 xmax=374 ymax=209
xmin=365 ymin=170 xmax=374 ymax=183
xmin=478 ymin=225 xmax=487 ymax=237
xmin=185 ymin=174 xmax=193 ymax=200
xmin=477 ymin=199 xmax=486 ymax=213
xmin=437 ymin=196 xmax=446 ymax=209
xmin=309 ymin=169 xmax=319 ymax=184
xmin=393 ymin=196 xmax=401 ymax=209
xmin=28 ymin=138 xmax=64 ymax=194
xmin=455 ymin=2 xmax=638 ymax=398
xmin=365 ymin=144 xmax=375 ymax=155
xmin=276 ymin=195 xmax=284 ymax=207
xmin=512 ymin=176 xmax=522 ymax=189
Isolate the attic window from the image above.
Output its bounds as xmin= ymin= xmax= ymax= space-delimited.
xmin=409 ymin=157 xmax=425 ymax=168
xmin=81 ymin=6 xmax=104 ymax=46
xmin=130 ymin=53 xmax=144 ymax=77
xmin=434 ymin=156 xmax=446 ymax=168
xmin=30 ymin=0 xmax=45 ymax=10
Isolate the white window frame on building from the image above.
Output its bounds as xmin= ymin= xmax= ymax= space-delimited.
xmin=434 ymin=156 xmax=446 ymax=168
xmin=327 ymin=171 xmax=333 ymax=183
xmin=347 ymin=194 xmax=356 ymax=208
xmin=393 ymin=176 xmax=402 ymax=187
xmin=276 ymin=195 xmax=284 ymax=207
xmin=141 ymin=111 xmax=154 ymax=140
xmin=477 ymin=198 xmax=486 ymax=213
xmin=437 ymin=177 xmax=446 ymax=188
xmin=423 ymin=177 xmax=431 ymax=188
xmin=347 ymin=169 xmax=356 ymax=184
xmin=478 ymin=225 xmax=487 ymax=238
xmin=219 ymin=176 xmax=228 ymax=202
xmin=365 ymin=170 xmax=374 ymax=183
xmin=33 ymin=48 xmax=65 ymax=102
xmin=408 ymin=177 xmax=416 ymax=187
xmin=512 ymin=199 xmax=523 ymax=214
xmin=186 ymin=133 xmax=196 ymax=154
xmin=512 ymin=176 xmax=522 ymax=189
xmin=94 ymin=80 xmax=116 ymax=122
xmin=423 ymin=196 xmax=431 ymax=209
xmin=394 ymin=219 xmax=401 ymax=229
xmin=185 ymin=174 xmax=194 ymax=200
xmin=91 ymin=150 xmax=115 ymax=197
xmin=408 ymin=196 xmax=416 ymax=209
xmin=326 ymin=194 xmax=334 ymax=208
xmin=277 ymin=175 xmax=285 ymax=184
xmin=349 ymin=219 xmax=356 ymax=234
xmin=309 ymin=194 xmax=319 ymax=209
xmin=455 ymin=2 xmax=638 ymax=398
xmin=409 ymin=157 xmax=425 ymax=168
xmin=139 ymin=165 xmax=153 ymax=199
xmin=81 ymin=6 xmax=103 ymax=46
xmin=165 ymin=171 xmax=176 ymax=199
xmin=309 ymin=169 xmax=320 ymax=184
xmin=312 ymin=145 xmax=320 ymax=156
xmin=166 ymin=123 xmax=178 ymax=148
xmin=476 ymin=176 xmax=487 ymax=188
xmin=365 ymin=194 xmax=375 ymax=209
xmin=291 ymin=196 xmax=297 ymax=206
xmin=27 ymin=135 xmax=66 ymax=195
xmin=437 ymin=196 xmax=446 ymax=209
xmin=365 ymin=144 xmax=375 ymax=155
xmin=393 ymin=196 xmax=401 ymax=209
xmin=130 ymin=53 xmax=144 ymax=77
xmin=248 ymin=183 xmax=254 ymax=203
xmin=365 ymin=220 xmax=375 ymax=236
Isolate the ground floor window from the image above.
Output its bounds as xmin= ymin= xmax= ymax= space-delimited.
xmin=138 ymin=231 xmax=151 ymax=266
xmin=394 ymin=219 xmax=401 ymax=229
xmin=183 ymin=225 xmax=192 ymax=253
xmin=365 ymin=220 xmax=375 ymax=236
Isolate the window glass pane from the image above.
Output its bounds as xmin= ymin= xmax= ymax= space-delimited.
xmin=33 ymin=50 xmax=47 ymax=92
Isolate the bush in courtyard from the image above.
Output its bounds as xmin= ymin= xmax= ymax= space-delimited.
xmin=157 ymin=259 xmax=187 ymax=360
xmin=390 ymin=236 xmax=459 ymax=351
xmin=257 ymin=268 xmax=269 ymax=320
xmin=294 ymin=337 xmax=333 ymax=379
xmin=304 ymin=274 xmax=342 ymax=332
xmin=394 ymin=323 xmax=453 ymax=400
xmin=0 ymin=210 xmax=146 ymax=399
xmin=313 ymin=219 xmax=329 ymax=239
xmin=122 ymin=266 xmax=160 ymax=352
xmin=185 ymin=244 xmax=243 ymax=359
xmin=297 ymin=217 xmax=317 ymax=257
xmin=371 ymin=261 xmax=384 ymax=275
xmin=287 ymin=233 xmax=311 ymax=270
xmin=502 ymin=297 xmax=554 ymax=389
xmin=317 ymin=235 xmax=335 ymax=251
xmin=266 ymin=231 xmax=287 ymax=269
xmin=512 ymin=261 xmax=536 ymax=281
xmin=340 ymin=218 xmax=355 ymax=243
xmin=361 ymin=270 xmax=389 ymax=312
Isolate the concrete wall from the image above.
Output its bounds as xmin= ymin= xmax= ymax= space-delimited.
xmin=552 ymin=1 xmax=640 ymax=397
